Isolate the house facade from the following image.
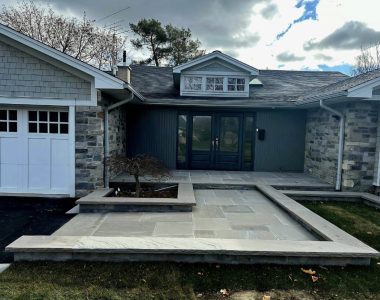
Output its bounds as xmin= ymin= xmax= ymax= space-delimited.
xmin=1 ymin=23 xmax=380 ymax=197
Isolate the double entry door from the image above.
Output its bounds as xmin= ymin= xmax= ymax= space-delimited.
xmin=190 ymin=112 xmax=243 ymax=170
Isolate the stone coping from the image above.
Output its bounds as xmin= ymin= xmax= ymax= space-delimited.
xmin=280 ymin=190 xmax=380 ymax=208
xmin=6 ymin=185 xmax=379 ymax=265
xmin=256 ymin=185 xmax=379 ymax=251
xmin=76 ymin=183 xmax=196 ymax=206
xmin=6 ymin=236 xmax=377 ymax=258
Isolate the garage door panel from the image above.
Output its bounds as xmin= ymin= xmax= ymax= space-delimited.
xmin=28 ymin=164 xmax=50 ymax=190
xmin=0 ymin=137 xmax=20 ymax=189
xmin=0 ymin=137 xmax=21 ymax=163
xmin=51 ymin=139 xmax=70 ymax=190
xmin=28 ymin=137 xmax=50 ymax=165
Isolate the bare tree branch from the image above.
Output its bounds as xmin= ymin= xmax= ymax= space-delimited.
xmin=0 ymin=0 xmax=127 ymax=70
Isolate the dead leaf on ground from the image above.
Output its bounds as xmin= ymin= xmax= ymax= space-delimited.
xmin=301 ymin=268 xmax=316 ymax=275
xmin=220 ymin=289 xmax=230 ymax=296
xmin=263 ymin=295 xmax=271 ymax=300
xmin=197 ymin=272 xmax=203 ymax=276
xmin=311 ymin=276 xmax=319 ymax=282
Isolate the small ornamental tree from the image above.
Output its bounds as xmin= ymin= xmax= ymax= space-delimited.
xmin=108 ymin=154 xmax=169 ymax=197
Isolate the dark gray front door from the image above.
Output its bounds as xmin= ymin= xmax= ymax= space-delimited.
xmin=190 ymin=113 xmax=243 ymax=170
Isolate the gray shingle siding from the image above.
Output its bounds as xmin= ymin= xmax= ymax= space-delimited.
xmin=0 ymin=40 xmax=91 ymax=100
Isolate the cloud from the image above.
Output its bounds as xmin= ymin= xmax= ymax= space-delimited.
xmin=261 ymin=3 xmax=278 ymax=20
xmin=277 ymin=51 xmax=305 ymax=62
xmin=41 ymin=0 xmax=264 ymax=52
xmin=314 ymin=53 xmax=333 ymax=61
xmin=277 ymin=0 xmax=320 ymax=39
xmin=304 ymin=21 xmax=380 ymax=50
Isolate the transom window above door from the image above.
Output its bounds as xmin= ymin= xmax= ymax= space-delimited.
xmin=0 ymin=109 xmax=17 ymax=132
xmin=28 ymin=111 xmax=69 ymax=134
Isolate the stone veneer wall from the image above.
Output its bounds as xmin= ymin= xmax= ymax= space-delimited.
xmin=75 ymin=106 xmax=105 ymax=197
xmin=75 ymin=103 xmax=127 ymax=197
xmin=305 ymin=102 xmax=379 ymax=191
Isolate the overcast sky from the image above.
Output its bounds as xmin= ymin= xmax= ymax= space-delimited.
xmin=2 ymin=0 xmax=380 ymax=75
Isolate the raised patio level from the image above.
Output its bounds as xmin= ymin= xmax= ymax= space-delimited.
xmin=113 ymin=171 xmax=333 ymax=190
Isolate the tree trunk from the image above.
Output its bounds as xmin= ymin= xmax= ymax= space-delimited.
xmin=134 ymin=174 xmax=141 ymax=197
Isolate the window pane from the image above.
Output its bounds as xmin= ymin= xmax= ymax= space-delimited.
xmin=228 ymin=78 xmax=236 ymax=84
xmin=39 ymin=111 xmax=48 ymax=122
xmin=9 ymin=110 xmax=17 ymax=120
xmin=60 ymin=124 xmax=69 ymax=134
xmin=0 ymin=122 xmax=6 ymax=131
xmin=177 ymin=115 xmax=187 ymax=164
xmin=219 ymin=117 xmax=239 ymax=152
xmin=29 ymin=123 xmax=37 ymax=133
xmin=237 ymin=78 xmax=245 ymax=85
xmin=237 ymin=85 xmax=245 ymax=91
xmin=185 ymin=77 xmax=202 ymax=90
xmin=0 ymin=110 xmax=6 ymax=120
xmin=49 ymin=123 xmax=58 ymax=133
xmin=60 ymin=112 xmax=69 ymax=123
xmin=39 ymin=123 xmax=48 ymax=133
xmin=228 ymin=85 xmax=236 ymax=91
xmin=244 ymin=117 xmax=254 ymax=167
xmin=215 ymin=78 xmax=223 ymax=84
xmin=29 ymin=111 xmax=37 ymax=121
xmin=192 ymin=116 xmax=211 ymax=151
xmin=50 ymin=112 xmax=58 ymax=122
xmin=215 ymin=84 xmax=223 ymax=91
xmin=9 ymin=122 xmax=17 ymax=132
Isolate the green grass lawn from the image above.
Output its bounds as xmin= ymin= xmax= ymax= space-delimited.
xmin=0 ymin=201 xmax=380 ymax=299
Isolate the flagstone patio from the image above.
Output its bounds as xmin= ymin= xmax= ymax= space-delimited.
xmin=53 ymin=189 xmax=317 ymax=241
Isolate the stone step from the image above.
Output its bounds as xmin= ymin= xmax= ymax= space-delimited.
xmin=6 ymin=235 xmax=378 ymax=265
xmin=76 ymin=183 xmax=196 ymax=213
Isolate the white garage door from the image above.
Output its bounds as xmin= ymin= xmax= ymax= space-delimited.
xmin=0 ymin=108 xmax=74 ymax=196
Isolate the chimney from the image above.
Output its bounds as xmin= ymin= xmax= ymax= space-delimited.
xmin=123 ymin=50 xmax=127 ymax=66
xmin=116 ymin=50 xmax=131 ymax=84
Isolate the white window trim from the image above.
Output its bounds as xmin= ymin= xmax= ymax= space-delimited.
xmin=180 ymin=73 xmax=250 ymax=97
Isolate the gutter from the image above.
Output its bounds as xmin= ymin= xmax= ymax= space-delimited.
xmin=319 ymin=99 xmax=345 ymax=191
xmin=104 ymin=93 xmax=135 ymax=188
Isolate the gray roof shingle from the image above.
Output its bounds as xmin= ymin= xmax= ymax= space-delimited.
xmin=129 ymin=64 xmax=349 ymax=107
xmin=297 ymin=69 xmax=380 ymax=104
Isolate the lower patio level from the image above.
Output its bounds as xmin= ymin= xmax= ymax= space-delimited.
xmin=52 ymin=189 xmax=316 ymax=241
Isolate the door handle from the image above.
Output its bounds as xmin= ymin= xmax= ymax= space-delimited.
xmin=215 ymin=137 xmax=219 ymax=150
xmin=211 ymin=140 xmax=215 ymax=150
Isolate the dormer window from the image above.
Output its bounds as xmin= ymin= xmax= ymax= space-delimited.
xmin=206 ymin=77 xmax=224 ymax=91
xmin=184 ymin=76 xmax=202 ymax=91
xmin=228 ymin=78 xmax=245 ymax=91
xmin=174 ymin=51 xmax=258 ymax=98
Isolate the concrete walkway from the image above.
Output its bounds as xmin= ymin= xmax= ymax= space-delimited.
xmin=53 ymin=189 xmax=316 ymax=241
